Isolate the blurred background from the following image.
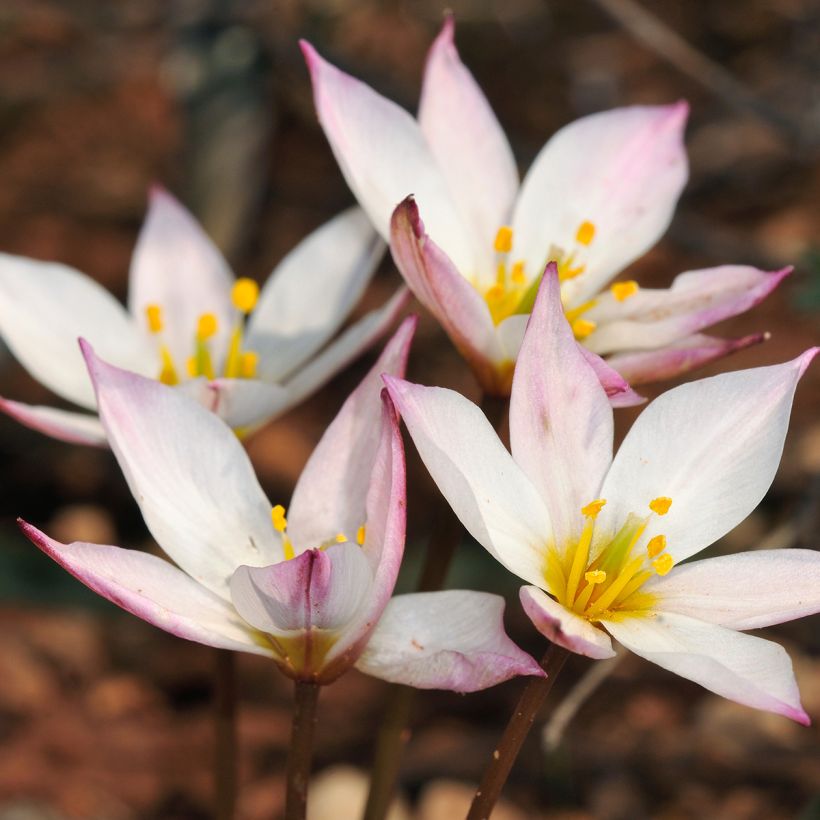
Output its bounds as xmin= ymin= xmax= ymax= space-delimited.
xmin=0 ymin=0 xmax=819 ymax=818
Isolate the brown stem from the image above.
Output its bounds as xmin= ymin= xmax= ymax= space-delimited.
xmin=285 ymin=680 xmax=321 ymax=820
xmin=362 ymin=391 xmax=509 ymax=820
xmin=214 ymin=649 xmax=237 ymax=820
xmin=466 ymin=645 xmax=570 ymax=820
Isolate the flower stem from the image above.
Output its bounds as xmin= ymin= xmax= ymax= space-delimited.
xmin=466 ymin=645 xmax=570 ymax=820
xmin=285 ymin=680 xmax=321 ymax=820
xmin=214 ymin=649 xmax=237 ymax=820
xmin=362 ymin=390 xmax=509 ymax=820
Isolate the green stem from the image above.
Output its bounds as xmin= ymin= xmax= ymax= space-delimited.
xmin=285 ymin=680 xmax=321 ymax=820
xmin=214 ymin=649 xmax=237 ymax=820
xmin=466 ymin=646 xmax=570 ymax=820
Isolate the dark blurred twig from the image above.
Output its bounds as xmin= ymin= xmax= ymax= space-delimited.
xmin=587 ymin=0 xmax=813 ymax=152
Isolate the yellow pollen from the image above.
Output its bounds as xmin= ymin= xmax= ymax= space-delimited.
xmin=356 ymin=525 xmax=366 ymax=546
xmin=486 ymin=284 xmax=504 ymax=302
xmin=652 ymin=553 xmax=674 ymax=576
xmin=197 ymin=313 xmax=218 ymax=340
xmin=611 ymin=280 xmax=640 ymax=302
xmin=572 ymin=318 xmax=597 ymax=339
xmin=145 ymin=304 xmax=163 ymax=334
xmin=646 ymin=534 xmax=667 ymax=558
xmin=240 ymin=351 xmax=258 ymax=379
xmin=584 ymin=569 xmax=606 ymax=584
xmin=186 ymin=356 xmax=197 ymax=378
xmin=494 ymin=226 xmax=513 ymax=254
xmin=510 ymin=261 xmax=526 ymax=285
xmin=649 ymin=497 xmax=672 ymax=515
xmin=271 ymin=504 xmax=288 ymax=532
xmin=334 ymin=533 xmax=347 ymax=543
xmin=232 ymin=278 xmax=259 ymax=313
xmin=575 ymin=220 xmax=596 ymax=246
xmin=581 ymin=498 xmax=607 ymax=519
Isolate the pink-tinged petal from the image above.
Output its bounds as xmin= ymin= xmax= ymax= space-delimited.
xmin=82 ymin=342 xmax=281 ymax=599
xmin=176 ymin=377 xmax=291 ymax=432
xmin=384 ymin=376 xmax=551 ymax=590
xmin=390 ymin=198 xmax=509 ymax=394
xmin=0 ymin=397 xmax=107 ymax=447
xmin=418 ymin=16 xmax=518 ymax=255
xmin=127 ymin=187 xmax=235 ymax=371
xmin=585 ymin=266 xmax=791 ymax=355
xmin=281 ymin=287 xmax=410 ymax=408
xmin=356 ymin=590 xmax=544 ymax=692
xmin=21 ymin=521 xmax=272 ymax=656
xmin=603 ymin=612 xmax=809 ymax=725
xmin=0 ymin=254 xmax=154 ymax=409
xmin=513 ymin=104 xmax=689 ymax=305
xmin=519 ymin=586 xmax=616 ymax=660
xmin=597 ymin=349 xmax=817 ymax=564
xmin=605 ymin=332 xmax=767 ymax=386
xmin=301 ymin=41 xmax=475 ymax=273
xmin=288 ymin=317 xmax=416 ymax=552
xmin=578 ymin=347 xmax=646 ymax=407
xmin=651 ymin=549 xmax=820 ymax=630
xmin=247 ymin=208 xmax=385 ymax=383
xmin=510 ymin=266 xmax=613 ymax=548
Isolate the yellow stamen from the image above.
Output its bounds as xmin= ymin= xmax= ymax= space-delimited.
xmin=565 ymin=518 xmax=594 ymax=606
xmin=652 ymin=553 xmax=674 ymax=576
xmin=575 ymin=220 xmax=596 ymax=246
xmin=565 ymin=299 xmax=598 ymax=324
xmin=581 ymin=498 xmax=606 ymax=519
xmin=486 ymin=284 xmax=504 ymax=302
xmin=611 ymin=280 xmax=639 ymax=302
xmin=494 ymin=226 xmax=513 ymax=253
xmin=649 ymin=497 xmax=672 ymax=515
xmin=158 ymin=347 xmax=178 ymax=386
xmin=145 ymin=304 xmax=163 ymax=334
xmin=615 ymin=570 xmax=653 ymax=606
xmin=231 ymin=278 xmax=259 ymax=314
xmin=510 ymin=261 xmax=526 ymax=285
xmin=186 ymin=356 xmax=197 ymax=378
xmin=646 ymin=534 xmax=666 ymax=558
xmin=240 ymin=351 xmax=258 ymax=379
xmin=495 ymin=262 xmax=507 ymax=286
xmin=572 ymin=318 xmax=597 ymax=339
xmin=283 ymin=538 xmax=295 ymax=561
xmin=334 ymin=533 xmax=347 ymax=543
xmin=271 ymin=505 xmax=287 ymax=532
xmin=584 ymin=570 xmax=606 ymax=584
xmin=197 ymin=313 xmax=218 ymax=341
xmin=586 ymin=554 xmax=646 ymax=619
xmin=356 ymin=525 xmax=366 ymax=546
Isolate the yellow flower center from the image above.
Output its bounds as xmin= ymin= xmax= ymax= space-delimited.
xmin=271 ymin=503 xmax=366 ymax=562
xmin=144 ymin=278 xmax=260 ymax=386
xmin=545 ymin=496 xmax=674 ymax=623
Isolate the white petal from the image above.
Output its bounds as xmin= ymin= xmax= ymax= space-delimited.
xmin=0 ymin=254 xmax=153 ymax=408
xmin=510 ymin=267 xmax=613 ymax=548
xmin=127 ymin=187 xmax=235 ymax=371
xmin=301 ymin=41 xmax=477 ymax=274
xmin=651 ymin=549 xmax=820 ymax=630
xmin=355 ymin=590 xmax=544 ymax=692
xmin=419 ymin=17 xmax=518 ymax=257
xmin=0 ymin=397 xmax=107 ymax=446
xmin=519 ymin=586 xmax=616 ymax=659
xmin=513 ymin=104 xmax=688 ymax=305
xmin=384 ymin=377 xmax=551 ymax=589
xmin=247 ymin=207 xmax=385 ymax=382
xmin=596 ymin=350 xmax=817 ymax=563
xmin=83 ymin=343 xmax=281 ymax=599
xmin=22 ymin=521 xmax=271 ymax=656
xmin=604 ymin=612 xmax=808 ymax=724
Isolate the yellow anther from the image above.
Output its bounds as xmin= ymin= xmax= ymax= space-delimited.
xmin=572 ymin=318 xmax=597 ymax=339
xmin=581 ymin=498 xmax=607 ymax=519
xmin=145 ymin=304 xmax=163 ymax=334
xmin=197 ymin=313 xmax=218 ymax=340
xmin=271 ymin=504 xmax=288 ymax=532
xmin=611 ymin=280 xmax=640 ymax=302
xmin=649 ymin=497 xmax=672 ymax=516
xmin=232 ymin=278 xmax=259 ymax=314
xmin=646 ymin=534 xmax=667 ymax=558
xmin=486 ymin=284 xmax=504 ymax=302
xmin=240 ymin=351 xmax=258 ymax=379
xmin=356 ymin=525 xmax=366 ymax=546
xmin=575 ymin=220 xmax=596 ymax=246
xmin=186 ymin=356 xmax=197 ymax=378
xmin=584 ymin=570 xmax=606 ymax=585
xmin=334 ymin=533 xmax=347 ymax=543
xmin=652 ymin=553 xmax=674 ymax=576
xmin=510 ymin=261 xmax=526 ymax=285
xmin=494 ymin=226 xmax=514 ymax=254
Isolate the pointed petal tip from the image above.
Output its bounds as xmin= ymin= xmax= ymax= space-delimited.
xmin=298 ymin=38 xmax=318 ymax=66
xmin=793 ymin=707 xmax=811 ymax=727
xmin=797 ymin=347 xmax=819 ymax=377
xmin=391 ymin=196 xmax=422 ymax=237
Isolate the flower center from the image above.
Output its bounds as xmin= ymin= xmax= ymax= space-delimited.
xmin=145 ymin=278 xmax=260 ymax=385
xmin=545 ymin=496 xmax=674 ymax=622
xmin=271 ymin=504 xmax=366 ymax=561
